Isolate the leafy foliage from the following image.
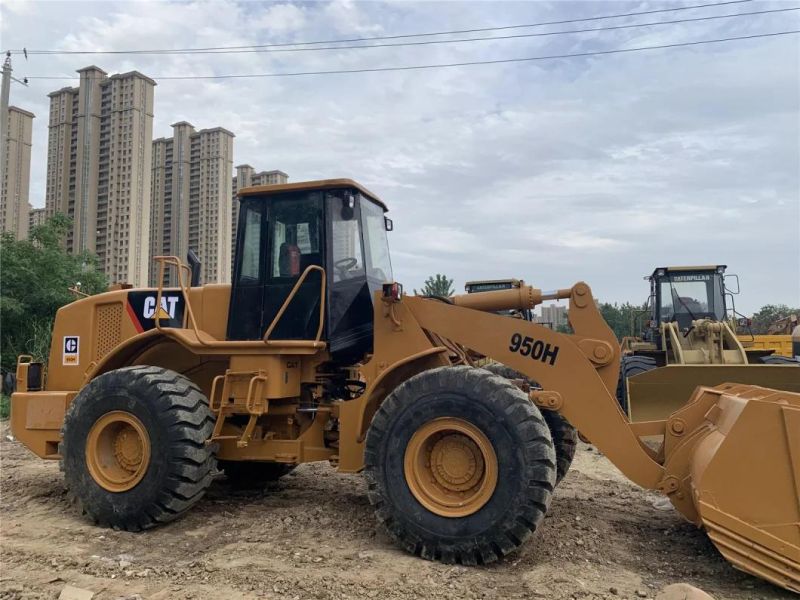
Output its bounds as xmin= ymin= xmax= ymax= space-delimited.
xmin=598 ymin=302 xmax=648 ymax=341
xmin=748 ymin=304 xmax=800 ymax=335
xmin=0 ymin=215 xmax=107 ymax=370
xmin=414 ymin=274 xmax=455 ymax=298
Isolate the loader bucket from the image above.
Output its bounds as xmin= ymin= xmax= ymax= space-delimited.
xmin=627 ymin=364 xmax=800 ymax=423
xmin=685 ymin=384 xmax=800 ymax=591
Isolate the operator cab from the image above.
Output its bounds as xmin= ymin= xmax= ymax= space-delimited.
xmin=648 ymin=265 xmax=728 ymax=336
xmin=227 ymin=179 xmax=393 ymax=363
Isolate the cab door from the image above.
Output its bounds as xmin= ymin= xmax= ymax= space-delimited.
xmin=227 ymin=199 xmax=266 ymax=340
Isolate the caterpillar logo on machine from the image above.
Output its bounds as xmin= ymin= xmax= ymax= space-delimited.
xmin=62 ymin=336 xmax=80 ymax=366
xmin=126 ymin=291 xmax=186 ymax=332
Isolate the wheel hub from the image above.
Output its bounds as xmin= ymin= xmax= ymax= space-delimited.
xmin=404 ymin=417 xmax=498 ymax=518
xmin=113 ymin=427 xmax=145 ymax=471
xmin=430 ymin=434 xmax=483 ymax=490
xmin=86 ymin=411 xmax=151 ymax=493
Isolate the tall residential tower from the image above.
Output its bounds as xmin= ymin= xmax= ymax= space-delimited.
xmin=1 ymin=106 xmax=34 ymax=239
xmin=45 ymin=66 xmax=155 ymax=286
xmin=150 ymin=122 xmax=234 ymax=285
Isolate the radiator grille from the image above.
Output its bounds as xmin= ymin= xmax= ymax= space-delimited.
xmin=95 ymin=303 xmax=122 ymax=360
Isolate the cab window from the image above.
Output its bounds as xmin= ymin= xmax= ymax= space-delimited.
xmin=327 ymin=191 xmax=365 ymax=283
xmin=268 ymin=194 xmax=323 ymax=279
xmin=361 ymin=197 xmax=393 ymax=284
xmin=238 ymin=204 xmax=263 ymax=283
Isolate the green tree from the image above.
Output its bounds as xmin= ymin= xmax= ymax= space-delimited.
xmin=0 ymin=215 xmax=108 ymax=371
xmin=749 ymin=304 xmax=800 ymax=334
xmin=599 ymin=301 xmax=648 ymax=341
xmin=414 ymin=274 xmax=455 ymax=297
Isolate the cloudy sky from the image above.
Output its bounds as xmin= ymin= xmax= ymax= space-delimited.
xmin=1 ymin=0 xmax=798 ymax=313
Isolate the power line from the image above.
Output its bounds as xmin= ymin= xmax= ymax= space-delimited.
xmin=15 ymin=7 xmax=797 ymax=57
xmin=25 ymin=30 xmax=799 ymax=81
xmin=9 ymin=0 xmax=756 ymax=55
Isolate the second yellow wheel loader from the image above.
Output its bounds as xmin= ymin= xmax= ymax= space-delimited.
xmin=10 ymin=179 xmax=800 ymax=593
xmin=618 ymin=265 xmax=799 ymax=422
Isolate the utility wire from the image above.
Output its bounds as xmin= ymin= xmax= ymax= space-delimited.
xmin=25 ymin=30 xmax=799 ymax=81
xmin=15 ymin=7 xmax=796 ymax=57
xmin=8 ymin=0 xmax=756 ymax=55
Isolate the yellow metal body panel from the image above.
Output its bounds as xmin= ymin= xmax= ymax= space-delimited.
xmin=740 ymin=334 xmax=793 ymax=357
xmin=627 ymin=365 xmax=800 ymax=422
xmin=10 ymin=391 xmax=75 ymax=458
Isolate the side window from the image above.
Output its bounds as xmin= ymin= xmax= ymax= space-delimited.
xmin=327 ymin=192 xmax=365 ymax=283
xmin=361 ymin=197 xmax=393 ymax=284
xmin=238 ymin=205 xmax=262 ymax=283
xmin=269 ymin=195 xmax=323 ymax=279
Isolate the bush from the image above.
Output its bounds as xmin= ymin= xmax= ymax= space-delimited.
xmin=0 ymin=215 xmax=107 ymax=371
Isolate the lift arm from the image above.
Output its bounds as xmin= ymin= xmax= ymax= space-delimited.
xmin=396 ymin=283 xmax=666 ymax=489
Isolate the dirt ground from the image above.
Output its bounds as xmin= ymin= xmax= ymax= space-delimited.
xmin=0 ymin=421 xmax=792 ymax=600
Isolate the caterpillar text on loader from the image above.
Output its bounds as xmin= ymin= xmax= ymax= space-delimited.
xmin=10 ymin=180 xmax=800 ymax=593
xmin=618 ymin=265 xmax=799 ymax=421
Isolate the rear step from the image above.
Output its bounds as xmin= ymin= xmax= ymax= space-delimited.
xmin=208 ymin=370 xmax=269 ymax=447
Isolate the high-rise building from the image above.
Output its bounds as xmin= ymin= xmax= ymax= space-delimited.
xmin=150 ymin=122 xmax=234 ymax=285
xmin=45 ymin=66 xmax=155 ymax=286
xmin=537 ymin=304 xmax=568 ymax=329
xmin=29 ymin=206 xmax=46 ymax=230
xmin=1 ymin=106 xmax=34 ymax=240
xmin=230 ymin=165 xmax=288 ymax=260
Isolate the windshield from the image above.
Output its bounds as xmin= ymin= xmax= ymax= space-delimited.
xmin=658 ymin=272 xmax=725 ymax=321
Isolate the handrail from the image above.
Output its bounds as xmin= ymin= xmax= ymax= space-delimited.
xmin=153 ymin=255 xmax=210 ymax=346
xmin=262 ymin=265 xmax=327 ymax=343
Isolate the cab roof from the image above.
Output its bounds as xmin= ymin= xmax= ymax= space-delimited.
xmin=650 ymin=265 xmax=726 ymax=278
xmin=238 ymin=178 xmax=388 ymax=211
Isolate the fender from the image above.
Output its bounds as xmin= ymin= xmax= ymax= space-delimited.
xmin=337 ymin=346 xmax=450 ymax=472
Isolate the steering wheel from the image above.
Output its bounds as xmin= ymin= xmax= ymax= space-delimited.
xmin=334 ymin=257 xmax=359 ymax=277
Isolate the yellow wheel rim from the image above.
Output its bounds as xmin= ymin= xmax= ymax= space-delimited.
xmin=86 ymin=411 xmax=151 ymax=492
xmin=404 ymin=417 xmax=498 ymax=518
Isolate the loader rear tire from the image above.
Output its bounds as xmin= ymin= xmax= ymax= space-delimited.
xmin=60 ymin=366 xmax=216 ymax=531
xmin=220 ymin=461 xmax=296 ymax=488
xmin=364 ymin=366 xmax=556 ymax=565
xmin=616 ymin=355 xmax=657 ymax=416
xmin=760 ymin=354 xmax=799 ymax=365
xmin=482 ymin=362 xmax=576 ymax=485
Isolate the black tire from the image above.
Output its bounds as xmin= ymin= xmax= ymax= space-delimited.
xmin=60 ymin=366 xmax=216 ymax=531
xmin=482 ymin=363 xmax=576 ymax=485
xmin=220 ymin=461 xmax=296 ymax=488
xmin=760 ymin=354 xmax=799 ymax=365
xmin=616 ymin=355 xmax=657 ymax=416
xmin=364 ymin=366 xmax=556 ymax=565
xmin=482 ymin=362 xmax=539 ymax=388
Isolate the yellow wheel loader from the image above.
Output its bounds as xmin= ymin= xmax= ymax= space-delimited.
xmin=10 ymin=180 xmax=800 ymax=592
xmin=618 ymin=265 xmax=799 ymax=422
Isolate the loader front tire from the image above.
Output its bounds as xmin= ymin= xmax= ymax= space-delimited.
xmin=364 ymin=366 xmax=556 ymax=565
xmin=482 ymin=363 xmax=576 ymax=485
xmin=61 ymin=366 xmax=216 ymax=531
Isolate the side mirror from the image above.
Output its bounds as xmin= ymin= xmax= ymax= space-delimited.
xmin=384 ymin=217 xmax=393 ymax=231
xmin=724 ymin=273 xmax=740 ymax=294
